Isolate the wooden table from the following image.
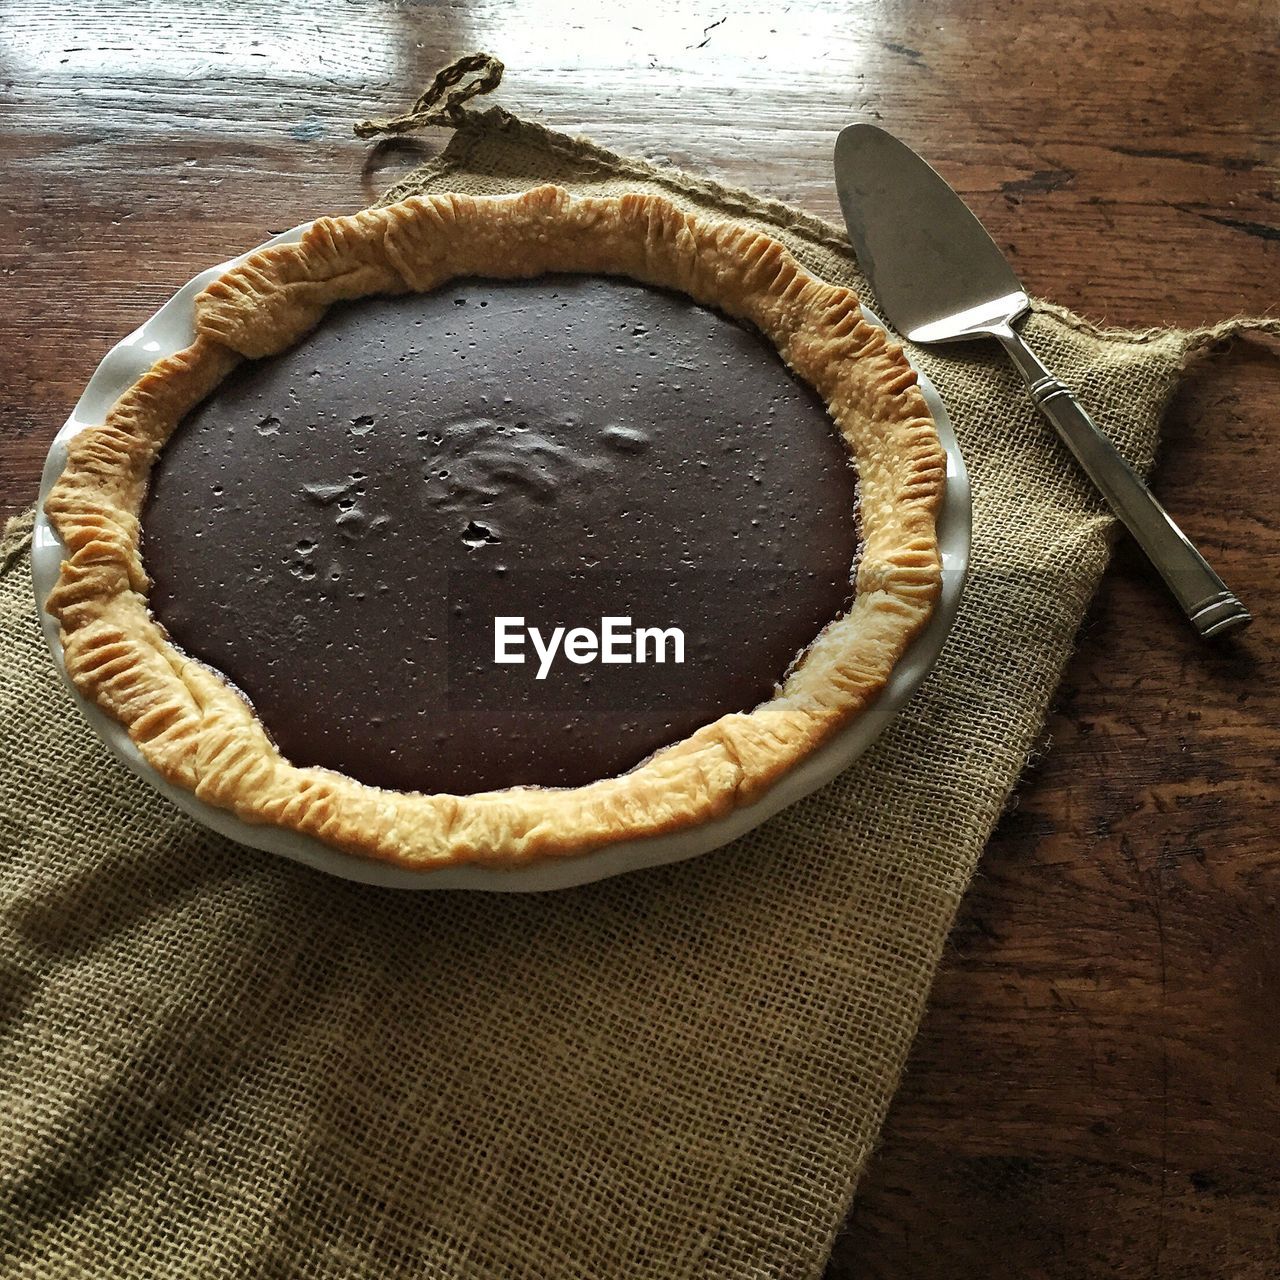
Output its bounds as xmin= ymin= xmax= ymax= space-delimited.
xmin=2 ymin=2 xmax=1275 ymax=1275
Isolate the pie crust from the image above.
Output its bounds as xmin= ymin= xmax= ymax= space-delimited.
xmin=44 ymin=184 xmax=945 ymax=869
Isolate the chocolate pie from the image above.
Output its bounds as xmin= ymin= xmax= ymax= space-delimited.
xmin=45 ymin=185 xmax=945 ymax=868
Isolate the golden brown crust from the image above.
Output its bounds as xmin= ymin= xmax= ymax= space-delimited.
xmin=44 ymin=185 xmax=946 ymax=869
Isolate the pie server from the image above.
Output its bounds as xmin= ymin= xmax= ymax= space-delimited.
xmin=834 ymin=123 xmax=1251 ymax=640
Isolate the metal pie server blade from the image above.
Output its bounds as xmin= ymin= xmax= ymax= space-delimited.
xmin=834 ymin=123 xmax=1250 ymax=640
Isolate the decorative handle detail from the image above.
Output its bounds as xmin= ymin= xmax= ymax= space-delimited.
xmin=992 ymin=324 xmax=1252 ymax=640
xmin=1188 ymin=591 xmax=1254 ymax=639
xmin=354 ymin=52 xmax=505 ymax=139
xmin=1027 ymin=374 xmax=1076 ymax=411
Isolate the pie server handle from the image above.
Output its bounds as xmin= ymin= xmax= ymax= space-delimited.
xmin=991 ymin=322 xmax=1252 ymax=639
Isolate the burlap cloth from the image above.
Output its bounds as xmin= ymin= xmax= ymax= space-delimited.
xmin=0 ymin=59 xmax=1261 ymax=1279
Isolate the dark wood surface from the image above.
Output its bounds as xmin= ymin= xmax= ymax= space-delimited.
xmin=2 ymin=2 xmax=1276 ymax=1276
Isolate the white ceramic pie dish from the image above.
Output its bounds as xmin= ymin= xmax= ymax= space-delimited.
xmin=33 ymin=223 xmax=970 ymax=892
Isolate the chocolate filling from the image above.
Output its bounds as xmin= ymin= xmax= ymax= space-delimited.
xmin=143 ymin=275 xmax=861 ymax=795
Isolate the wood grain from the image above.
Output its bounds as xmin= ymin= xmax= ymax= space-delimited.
xmin=1 ymin=2 xmax=1276 ymax=1276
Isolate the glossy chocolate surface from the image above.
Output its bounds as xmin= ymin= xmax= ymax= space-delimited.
xmin=143 ymin=275 xmax=861 ymax=794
